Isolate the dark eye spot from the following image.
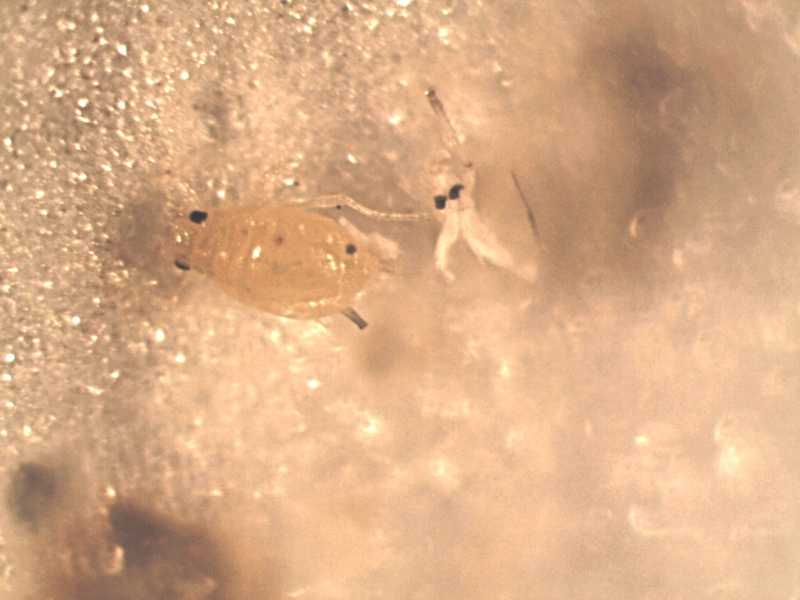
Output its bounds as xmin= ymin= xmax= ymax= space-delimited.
xmin=448 ymin=184 xmax=464 ymax=200
xmin=345 ymin=243 xmax=357 ymax=255
xmin=175 ymin=259 xmax=190 ymax=271
xmin=434 ymin=195 xmax=447 ymax=210
xmin=189 ymin=210 xmax=208 ymax=224
xmin=274 ymin=235 xmax=284 ymax=246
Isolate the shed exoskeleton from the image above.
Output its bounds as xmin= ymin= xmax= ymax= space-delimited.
xmin=425 ymin=88 xmax=540 ymax=283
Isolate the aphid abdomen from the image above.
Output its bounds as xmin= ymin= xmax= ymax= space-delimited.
xmin=188 ymin=206 xmax=379 ymax=318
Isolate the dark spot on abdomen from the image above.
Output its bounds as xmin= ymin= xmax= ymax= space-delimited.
xmin=189 ymin=210 xmax=208 ymax=224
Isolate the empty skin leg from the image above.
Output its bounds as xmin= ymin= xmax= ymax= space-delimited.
xmin=433 ymin=206 xmax=461 ymax=282
xmin=341 ymin=306 xmax=368 ymax=329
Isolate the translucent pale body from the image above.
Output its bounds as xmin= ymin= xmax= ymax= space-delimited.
xmin=179 ymin=206 xmax=379 ymax=319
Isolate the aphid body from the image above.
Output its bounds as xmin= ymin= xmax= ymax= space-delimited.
xmin=174 ymin=205 xmax=379 ymax=322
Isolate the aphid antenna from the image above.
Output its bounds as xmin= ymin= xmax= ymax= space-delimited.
xmin=305 ymin=194 xmax=429 ymax=222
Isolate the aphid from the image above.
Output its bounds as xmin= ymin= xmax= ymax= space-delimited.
xmin=172 ymin=197 xmax=423 ymax=329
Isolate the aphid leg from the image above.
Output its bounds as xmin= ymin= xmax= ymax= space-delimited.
xmin=341 ymin=307 xmax=368 ymax=330
xmin=461 ymin=211 xmax=518 ymax=270
xmin=303 ymin=194 xmax=429 ymax=222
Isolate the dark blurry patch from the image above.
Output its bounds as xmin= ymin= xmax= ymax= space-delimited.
xmin=353 ymin=276 xmax=441 ymax=387
xmin=191 ymin=87 xmax=248 ymax=144
xmin=7 ymin=462 xmax=60 ymax=530
xmin=109 ymin=503 xmax=222 ymax=571
xmin=5 ymin=461 xmax=280 ymax=600
xmin=584 ymin=31 xmax=684 ymax=219
xmin=529 ymin=10 xmax=702 ymax=301
xmin=35 ymin=518 xmax=220 ymax=600
xmin=99 ymin=502 xmax=225 ymax=599
xmin=116 ymin=199 xmax=179 ymax=277
xmin=43 ymin=499 xmax=278 ymax=600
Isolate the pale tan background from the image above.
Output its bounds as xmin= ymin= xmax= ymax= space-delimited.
xmin=1 ymin=0 xmax=800 ymax=598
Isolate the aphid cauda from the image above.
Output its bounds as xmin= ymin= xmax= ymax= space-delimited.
xmin=172 ymin=197 xmax=423 ymax=329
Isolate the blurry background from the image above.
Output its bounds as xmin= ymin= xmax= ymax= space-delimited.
xmin=1 ymin=0 xmax=800 ymax=598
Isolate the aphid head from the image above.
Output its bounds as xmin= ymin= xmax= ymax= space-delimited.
xmin=168 ymin=209 xmax=211 ymax=273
